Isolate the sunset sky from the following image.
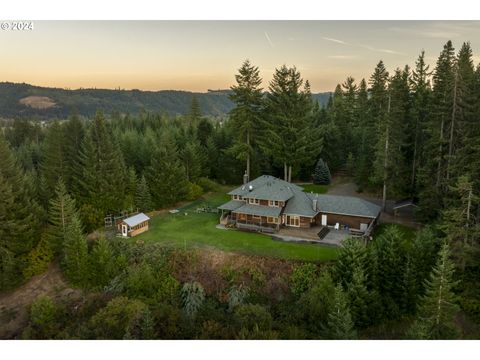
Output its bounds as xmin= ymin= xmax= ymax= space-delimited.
xmin=1 ymin=21 xmax=480 ymax=93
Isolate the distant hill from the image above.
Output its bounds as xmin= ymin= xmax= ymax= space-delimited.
xmin=0 ymin=82 xmax=332 ymax=120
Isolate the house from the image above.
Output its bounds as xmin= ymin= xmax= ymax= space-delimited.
xmin=218 ymin=175 xmax=381 ymax=235
xmin=117 ymin=212 xmax=150 ymax=238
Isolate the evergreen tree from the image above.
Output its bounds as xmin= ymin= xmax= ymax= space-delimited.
xmin=188 ymin=96 xmax=202 ymax=125
xmin=89 ymin=236 xmax=115 ymax=288
xmin=0 ymin=134 xmax=42 ymax=290
xmin=63 ymin=213 xmax=89 ymax=287
xmin=409 ymin=51 xmax=432 ymax=195
xmin=346 ymin=265 xmax=371 ymax=328
xmin=47 ymin=179 xmax=78 ymax=255
xmin=63 ymin=114 xmax=85 ymax=195
xmin=370 ymin=226 xmax=406 ymax=318
xmin=180 ymin=139 xmax=205 ymax=182
xmin=409 ymin=243 xmax=459 ymax=339
xmin=261 ymin=66 xmax=321 ymax=182
xmin=439 ymin=175 xmax=479 ymax=271
xmin=333 ymin=237 xmax=368 ymax=286
xmin=77 ymin=111 xmax=128 ymax=230
xmin=229 ymin=60 xmax=264 ymax=180
xmin=312 ymin=158 xmax=331 ymax=185
xmin=372 ymin=66 xmax=410 ymax=207
xmin=135 ymin=175 xmax=152 ymax=212
xmin=418 ymin=41 xmax=456 ymax=220
xmin=41 ymin=121 xmax=67 ymax=197
xmin=322 ymin=284 xmax=357 ymax=339
xmin=146 ymin=134 xmax=188 ymax=208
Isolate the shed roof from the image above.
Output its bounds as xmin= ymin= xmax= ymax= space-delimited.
xmin=123 ymin=213 xmax=150 ymax=227
xmin=232 ymin=203 xmax=282 ymax=217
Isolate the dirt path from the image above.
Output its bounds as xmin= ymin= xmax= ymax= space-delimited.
xmin=0 ymin=263 xmax=82 ymax=339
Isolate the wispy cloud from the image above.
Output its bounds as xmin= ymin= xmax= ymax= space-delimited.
xmin=322 ymin=37 xmax=348 ymax=45
xmin=322 ymin=36 xmax=406 ymax=56
xmin=328 ymin=55 xmax=358 ymax=59
xmin=264 ymin=31 xmax=274 ymax=48
xmin=388 ymin=26 xmax=461 ymax=39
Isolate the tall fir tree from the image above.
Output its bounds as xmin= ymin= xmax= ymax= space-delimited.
xmin=135 ymin=175 xmax=152 ymax=212
xmin=146 ymin=134 xmax=188 ymax=208
xmin=41 ymin=121 xmax=67 ymax=197
xmin=0 ymin=134 xmax=42 ymax=290
xmin=228 ymin=60 xmax=264 ymax=180
xmin=322 ymin=284 xmax=357 ymax=339
xmin=261 ymin=65 xmax=321 ymax=182
xmin=47 ymin=179 xmax=78 ymax=255
xmin=409 ymin=243 xmax=459 ymax=339
xmin=77 ymin=111 xmax=128 ymax=230
xmin=63 ymin=213 xmax=89 ymax=287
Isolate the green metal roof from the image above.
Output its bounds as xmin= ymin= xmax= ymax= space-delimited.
xmin=228 ymin=175 xmax=303 ymax=201
xmin=232 ymin=203 xmax=282 ymax=217
xmin=307 ymin=193 xmax=381 ymax=218
xmin=218 ymin=200 xmax=244 ymax=211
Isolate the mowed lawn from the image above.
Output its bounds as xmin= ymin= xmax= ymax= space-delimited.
xmin=135 ymin=190 xmax=338 ymax=262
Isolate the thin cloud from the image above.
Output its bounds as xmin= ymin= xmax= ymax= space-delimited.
xmin=388 ymin=26 xmax=461 ymax=39
xmin=322 ymin=37 xmax=348 ymax=45
xmin=328 ymin=55 xmax=358 ymax=59
xmin=264 ymin=31 xmax=274 ymax=48
xmin=322 ymin=36 xmax=406 ymax=56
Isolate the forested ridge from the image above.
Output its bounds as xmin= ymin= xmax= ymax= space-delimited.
xmin=0 ymin=40 xmax=479 ymax=339
xmin=0 ymin=81 xmax=331 ymax=119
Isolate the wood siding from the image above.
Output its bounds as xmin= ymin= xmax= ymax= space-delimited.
xmin=129 ymin=224 xmax=149 ymax=237
xmin=316 ymin=212 xmax=373 ymax=229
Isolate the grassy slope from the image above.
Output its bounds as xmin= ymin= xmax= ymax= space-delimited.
xmin=135 ymin=190 xmax=338 ymax=262
xmin=301 ymin=184 xmax=330 ymax=194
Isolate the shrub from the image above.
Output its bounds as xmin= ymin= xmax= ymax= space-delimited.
xmin=22 ymin=296 xmax=59 ymax=339
xmin=186 ymin=182 xmax=204 ymax=201
xmin=290 ymin=263 xmax=317 ymax=297
xmin=181 ymin=281 xmax=205 ymax=319
xmin=233 ymin=304 xmax=272 ymax=332
xmin=22 ymin=234 xmax=54 ymax=279
xmin=89 ymin=297 xmax=149 ymax=339
xmin=197 ymin=177 xmax=221 ymax=192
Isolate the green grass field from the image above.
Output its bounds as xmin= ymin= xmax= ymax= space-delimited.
xmin=301 ymin=183 xmax=330 ymax=194
xmin=135 ymin=190 xmax=338 ymax=262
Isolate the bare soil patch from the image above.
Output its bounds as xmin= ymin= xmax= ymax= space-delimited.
xmin=19 ymin=96 xmax=56 ymax=109
xmin=0 ymin=263 xmax=82 ymax=339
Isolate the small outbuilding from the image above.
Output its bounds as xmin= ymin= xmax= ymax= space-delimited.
xmin=118 ymin=212 xmax=150 ymax=238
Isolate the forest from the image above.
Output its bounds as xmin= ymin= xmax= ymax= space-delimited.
xmin=0 ymin=40 xmax=479 ymax=339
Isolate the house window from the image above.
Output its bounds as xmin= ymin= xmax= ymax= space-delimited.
xmin=249 ymin=198 xmax=259 ymax=205
xmin=253 ymin=215 xmax=261 ymax=221
xmin=274 ymin=200 xmax=279 ymax=207
xmin=267 ymin=217 xmax=277 ymax=224
xmin=238 ymin=195 xmax=243 ymax=200
xmin=287 ymin=215 xmax=300 ymax=227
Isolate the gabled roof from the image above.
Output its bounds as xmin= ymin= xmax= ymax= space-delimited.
xmin=228 ymin=175 xmax=302 ymax=201
xmin=232 ymin=203 xmax=282 ymax=217
xmin=307 ymin=193 xmax=381 ymax=219
xmin=123 ymin=213 xmax=150 ymax=227
xmin=283 ymin=189 xmax=317 ymax=217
